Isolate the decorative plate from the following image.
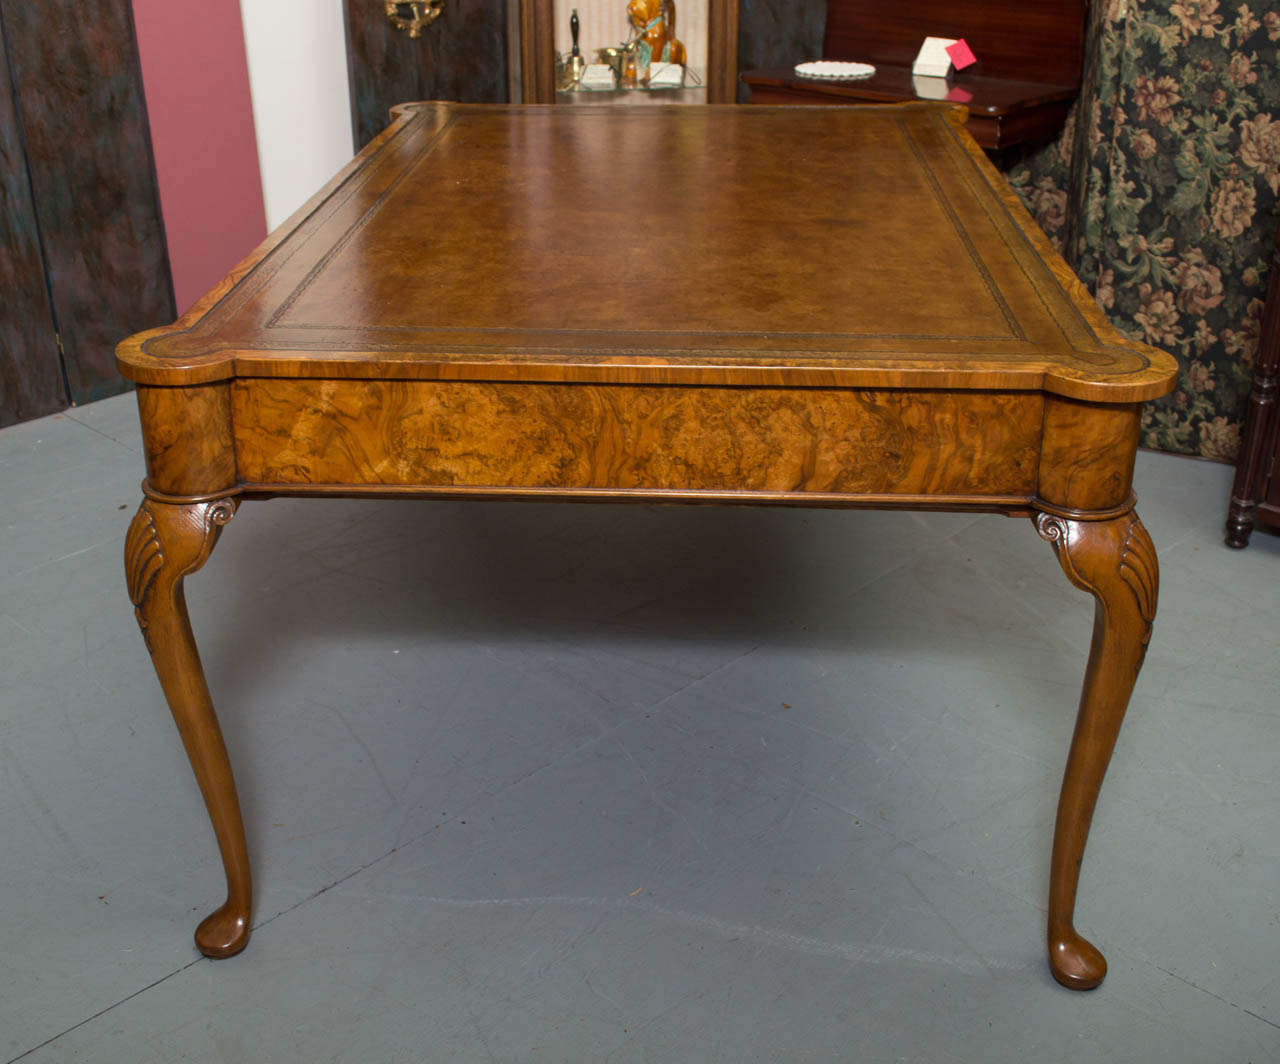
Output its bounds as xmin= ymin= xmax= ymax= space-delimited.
xmin=794 ymin=61 xmax=876 ymax=80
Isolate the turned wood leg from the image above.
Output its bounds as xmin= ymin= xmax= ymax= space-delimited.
xmin=1035 ymin=510 xmax=1158 ymax=990
xmin=125 ymin=496 xmax=251 ymax=958
xmin=1224 ymin=499 xmax=1256 ymax=549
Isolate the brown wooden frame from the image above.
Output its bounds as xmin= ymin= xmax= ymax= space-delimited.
xmin=519 ymin=0 xmax=739 ymax=103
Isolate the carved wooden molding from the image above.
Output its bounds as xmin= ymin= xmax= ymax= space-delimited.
xmin=1035 ymin=509 xmax=1158 ymax=652
xmin=125 ymin=504 xmax=164 ymax=623
xmin=1117 ymin=519 xmax=1158 ymax=643
xmin=126 ymin=498 xmax=238 ymax=646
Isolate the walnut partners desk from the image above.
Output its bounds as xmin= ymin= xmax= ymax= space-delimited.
xmin=117 ymin=102 xmax=1177 ymax=990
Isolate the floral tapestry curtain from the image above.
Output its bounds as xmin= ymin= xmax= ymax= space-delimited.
xmin=1004 ymin=0 xmax=1280 ymax=461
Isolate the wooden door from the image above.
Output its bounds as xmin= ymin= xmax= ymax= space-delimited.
xmin=345 ymin=0 xmax=511 ymax=150
xmin=0 ymin=0 xmax=174 ymax=422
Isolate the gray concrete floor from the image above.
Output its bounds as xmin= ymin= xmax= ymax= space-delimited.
xmin=1 ymin=392 xmax=1277 ymax=1063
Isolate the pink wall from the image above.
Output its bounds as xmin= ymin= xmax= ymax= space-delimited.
xmin=132 ymin=0 xmax=266 ymax=315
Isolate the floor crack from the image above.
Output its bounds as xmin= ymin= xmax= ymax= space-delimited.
xmin=1154 ymin=964 xmax=1280 ymax=1031
xmin=6 ymin=959 xmax=201 ymax=1063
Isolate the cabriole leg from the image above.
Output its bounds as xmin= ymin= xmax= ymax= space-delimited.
xmin=125 ymin=496 xmax=251 ymax=958
xmin=1035 ymin=509 xmax=1158 ymax=990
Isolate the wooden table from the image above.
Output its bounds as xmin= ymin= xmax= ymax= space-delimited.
xmin=118 ymin=102 xmax=1177 ymax=990
xmin=739 ymin=66 xmax=1078 ymax=153
xmin=740 ymin=0 xmax=1088 ymax=153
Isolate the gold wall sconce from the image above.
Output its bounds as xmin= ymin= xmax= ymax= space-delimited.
xmin=385 ymin=1 xmax=445 ymax=37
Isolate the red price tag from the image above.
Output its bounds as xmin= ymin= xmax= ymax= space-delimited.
xmin=945 ymin=39 xmax=977 ymax=70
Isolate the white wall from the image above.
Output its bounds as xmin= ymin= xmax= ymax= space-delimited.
xmin=240 ymin=1 xmax=354 ymax=230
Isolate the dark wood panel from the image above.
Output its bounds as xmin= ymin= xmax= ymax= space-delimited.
xmin=0 ymin=8 xmax=64 ymax=426
xmin=823 ymin=0 xmax=1087 ymax=88
xmin=736 ymin=0 xmax=827 ymax=101
xmin=345 ymin=0 xmax=509 ymax=150
xmin=1 ymin=0 xmax=173 ymax=407
xmin=519 ymin=0 xmax=557 ymax=104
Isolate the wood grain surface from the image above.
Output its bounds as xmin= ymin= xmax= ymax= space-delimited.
xmin=137 ymin=384 xmax=237 ymax=498
xmin=1037 ymin=397 xmax=1141 ymax=514
xmin=232 ymin=379 xmax=1041 ymax=499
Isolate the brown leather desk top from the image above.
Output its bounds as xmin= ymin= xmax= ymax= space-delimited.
xmin=118 ymin=102 xmax=1174 ymax=404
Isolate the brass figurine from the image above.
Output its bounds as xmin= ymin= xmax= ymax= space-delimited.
xmin=385 ymin=1 xmax=444 ymax=38
xmin=626 ymin=0 xmax=685 ymax=82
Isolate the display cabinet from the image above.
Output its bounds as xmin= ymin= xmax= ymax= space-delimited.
xmin=519 ymin=0 xmax=738 ymax=103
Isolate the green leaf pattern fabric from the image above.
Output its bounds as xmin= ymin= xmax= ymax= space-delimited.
xmin=1003 ymin=0 xmax=1280 ymax=461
